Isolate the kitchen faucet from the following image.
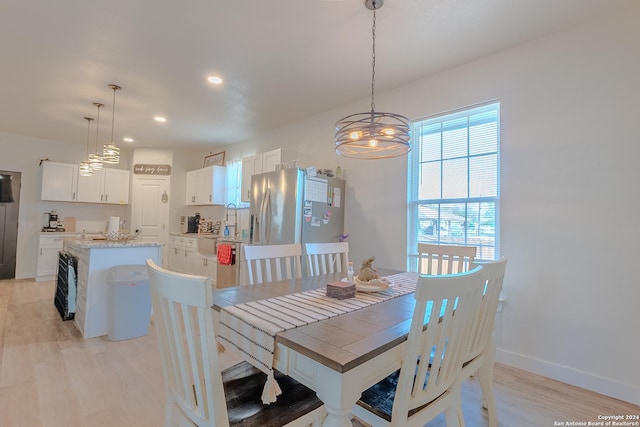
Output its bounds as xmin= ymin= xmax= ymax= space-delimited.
xmin=225 ymin=203 xmax=238 ymax=237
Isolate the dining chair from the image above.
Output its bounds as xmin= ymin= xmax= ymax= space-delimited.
xmin=304 ymin=242 xmax=349 ymax=276
xmin=417 ymin=243 xmax=477 ymax=275
xmin=458 ymin=257 xmax=507 ymax=427
xmin=145 ymin=259 xmax=325 ymax=427
xmin=352 ymin=265 xmax=485 ymax=427
xmin=244 ymin=243 xmax=303 ymax=285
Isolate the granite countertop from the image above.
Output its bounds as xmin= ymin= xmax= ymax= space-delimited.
xmin=63 ymin=236 xmax=163 ymax=249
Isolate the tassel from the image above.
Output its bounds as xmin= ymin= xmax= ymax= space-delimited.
xmin=260 ymin=371 xmax=282 ymax=404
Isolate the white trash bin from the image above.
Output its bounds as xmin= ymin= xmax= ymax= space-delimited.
xmin=107 ymin=264 xmax=151 ymax=341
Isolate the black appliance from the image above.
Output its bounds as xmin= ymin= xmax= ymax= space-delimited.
xmin=187 ymin=214 xmax=200 ymax=233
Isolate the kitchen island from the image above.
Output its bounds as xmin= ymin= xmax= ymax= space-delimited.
xmin=62 ymin=237 xmax=163 ymax=339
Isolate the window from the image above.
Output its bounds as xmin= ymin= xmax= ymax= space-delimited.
xmin=225 ymin=160 xmax=249 ymax=208
xmin=408 ymin=102 xmax=500 ymax=269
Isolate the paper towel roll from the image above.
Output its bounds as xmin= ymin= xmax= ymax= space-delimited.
xmin=108 ymin=216 xmax=120 ymax=236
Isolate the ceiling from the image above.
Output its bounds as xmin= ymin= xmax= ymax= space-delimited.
xmin=0 ymin=0 xmax=636 ymax=150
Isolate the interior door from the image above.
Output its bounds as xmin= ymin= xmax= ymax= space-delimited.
xmin=0 ymin=170 xmax=21 ymax=279
xmin=131 ymin=176 xmax=170 ymax=266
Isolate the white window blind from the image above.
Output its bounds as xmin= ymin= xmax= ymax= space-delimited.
xmin=408 ymin=102 xmax=500 ymax=269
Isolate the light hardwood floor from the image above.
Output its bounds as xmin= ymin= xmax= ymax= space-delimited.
xmin=0 ymin=278 xmax=638 ymax=427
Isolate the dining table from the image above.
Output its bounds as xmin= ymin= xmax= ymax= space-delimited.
xmin=211 ymin=267 xmax=420 ymax=427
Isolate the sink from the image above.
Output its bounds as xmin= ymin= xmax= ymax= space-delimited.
xmin=197 ymin=236 xmax=217 ymax=256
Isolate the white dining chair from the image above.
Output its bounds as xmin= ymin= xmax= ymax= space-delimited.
xmin=417 ymin=243 xmax=477 ymax=275
xmin=352 ymin=265 xmax=485 ymax=427
xmin=244 ymin=243 xmax=303 ymax=285
xmin=458 ymin=257 xmax=507 ymax=427
xmin=145 ymin=259 xmax=325 ymax=427
xmin=305 ymin=242 xmax=349 ymax=276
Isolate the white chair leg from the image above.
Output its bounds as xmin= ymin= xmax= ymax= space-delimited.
xmin=478 ymin=341 xmax=498 ymax=427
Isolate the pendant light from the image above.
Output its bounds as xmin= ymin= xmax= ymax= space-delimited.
xmin=335 ymin=0 xmax=411 ymax=159
xmin=88 ymin=102 xmax=104 ymax=171
xmin=79 ymin=117 xmax=94 ymax=177
xmin=103 ymin=83 xmax=121 ymax=164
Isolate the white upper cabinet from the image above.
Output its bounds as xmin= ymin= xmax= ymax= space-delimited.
xmin=77 ymin=168 xmax=130 ymax=204
xmin=185 ymin=165 xmax=226 ymax=205
xmin=41 ymin=161 xmax=78 ymax=202
xmin=41 ymin=161 xmax=129 ymax=204
xmin=103 ymin=168 xmax=130 ymax=204
xmin=241 ymin=148 xmax=282 ymax=202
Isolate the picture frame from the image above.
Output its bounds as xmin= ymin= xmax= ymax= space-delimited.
xmin=203 ymin=151 xmax=225 ymax=167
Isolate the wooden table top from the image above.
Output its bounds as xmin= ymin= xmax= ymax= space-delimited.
xmin=211 ymin=268 xmax=417 ymax=374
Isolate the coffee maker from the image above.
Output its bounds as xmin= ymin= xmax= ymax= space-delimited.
xmin=43 ymin=209 xmax=63 ymax=231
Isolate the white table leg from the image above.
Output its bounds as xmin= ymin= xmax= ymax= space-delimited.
xmin=314 ymin=366 xmax=361 ymax=427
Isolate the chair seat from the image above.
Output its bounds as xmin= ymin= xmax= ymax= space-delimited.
xmin=356 ymin=369 xmax=446 ymax=423
xmin=223 ymin=361 xmax=323 ymax=427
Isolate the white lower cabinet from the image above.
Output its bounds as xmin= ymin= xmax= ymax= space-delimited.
xmin=168 ymin=235 xmax=217 ymax=284
xmin=36 ymin=234 xmax=77 ymax=281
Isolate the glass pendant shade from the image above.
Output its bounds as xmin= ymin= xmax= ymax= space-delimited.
xmin=103 ymin=143 xmax=120 ymax=164
xmin=103 ymin=84 xmax=121 ymax=164
xmin=90 ymin=102 xmax=104 ymax=171
xmin=79 ymin=161 xmax=93 ymax=176
xmin=88 ymin=153 xmax=104 ymax=171
xmin=334 ymin=0 xmax=411 ymax=159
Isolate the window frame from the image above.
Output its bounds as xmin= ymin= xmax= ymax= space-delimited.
xmin=407 ymin=101 xmax=501 ymax=271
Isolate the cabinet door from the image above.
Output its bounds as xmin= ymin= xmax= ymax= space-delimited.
xmin=77 ymin=169 xmax=104 ymax=203
xmin=262 ymin=148 xmax=282 ymax=172
xmin=185 ymin=170 xmax=198 ymax=205
xmin=36 ymin=235 xmax=68 ymax=279
xmin=103 ymin=169 xmax=130 ymax=204
xmin=167 ymin=245 xmax=181 ymax=271
xmin=41 ymin=162 xmax=78 ymax=201
xmin=241 ymin=157 xmax=253 ymax=203
xmin=197 ymin=255 xmax=217 ymax=282
xmin=196 ymin=167 xmax=212 ymax=204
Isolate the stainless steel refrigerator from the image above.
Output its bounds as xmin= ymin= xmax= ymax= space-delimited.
xmin=249 ymin=168 xmax=345 ymax=246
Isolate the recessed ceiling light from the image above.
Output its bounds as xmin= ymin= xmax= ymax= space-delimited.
xmin=123 ymin=137 xmax=134 ymax=143
xmin=154 ymin=116 xmax=167 ymax=123
xmin=207 ymin=75 xmax=223 ymax=84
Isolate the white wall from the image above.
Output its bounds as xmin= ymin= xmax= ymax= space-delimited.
xmin=213 ymin=6 xmax=640 ymax=404
xmin=0 ymin=132 xmax=132 ymax=279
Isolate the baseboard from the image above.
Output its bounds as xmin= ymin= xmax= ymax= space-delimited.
xmin=496 ymin=348 xmax=640 ymax=406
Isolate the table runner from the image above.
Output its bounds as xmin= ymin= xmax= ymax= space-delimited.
xmin=217 ymin=272 xmax=419 ymax=403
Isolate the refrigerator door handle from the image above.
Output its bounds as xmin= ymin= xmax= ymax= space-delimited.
xmin=263 ymin=187 xmax=272 ymax=244
xmin=258 ymin=187 xmax=269 ymax=244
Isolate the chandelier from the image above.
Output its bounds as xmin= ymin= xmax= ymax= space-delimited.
xmin=103 ymin=84 xmax=121 ymax=164
xmin=335 ymin=0 xmax=411 ymax=159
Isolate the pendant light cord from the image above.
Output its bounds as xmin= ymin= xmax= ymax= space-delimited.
xmin=109 ymin=85 xmax=120 ymax=145
xmin=370 ymin=8 xmax=376 ymax=113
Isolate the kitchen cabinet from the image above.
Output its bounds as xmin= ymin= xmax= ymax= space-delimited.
xmin=240 ymin=148 xmax=282 ymax=202
xmin=77 ymin=168 xmax=130 ymax=204
xmin=194 ymin=253 xmax=217 ymax=283
xmin=41 ymin=161 xmax=78 ymax=202
xmin=168 ymin=235 xmax=217 ymax=284
xmin=167 ymin=236 xmax=198 ymax=273
xmin=36 ymin=234 xmax=67 ymax=281
xmin=185 ymin=165 xmax=226 ymax=205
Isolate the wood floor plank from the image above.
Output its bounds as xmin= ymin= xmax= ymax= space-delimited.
xmin=0 ymin=277 xmax=638 ymax=427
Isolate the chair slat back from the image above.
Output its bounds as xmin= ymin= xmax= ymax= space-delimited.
xmin=417 ymin=243 xmax=476 ymax=275
xmin=146 ymin=259 xmax=229 ymax=427
xmin=391 ymin=266 xmax=484 ymax=423
xmin=244 ymin=243 xmax=303 ymax=285
xmin=305 ymin=242 xmax=349 ymax=276
xmin=464 ymin=258 xmax=507 ymax=363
